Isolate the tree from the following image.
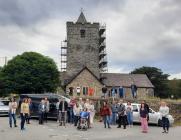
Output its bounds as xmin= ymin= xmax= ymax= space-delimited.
xmin=169 ymin=79 xmax=181 ymax=99
xmin=131 ymin=66 xmax=170 ymax=98
xmin=0 ymin=52 xmax=60 ymax=95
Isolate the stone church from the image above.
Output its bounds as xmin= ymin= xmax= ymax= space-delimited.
xmin=60 ymin=12 xmax=154 ymax=99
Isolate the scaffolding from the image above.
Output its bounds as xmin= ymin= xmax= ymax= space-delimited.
xmin=99 ymin=24 xmax=108 ymax=73
xmin=60 ymin=40 xmax=67 ymax=72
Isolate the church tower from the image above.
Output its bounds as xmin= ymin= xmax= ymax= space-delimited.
xmin=60 ymin=12 xmax=107 ymax=84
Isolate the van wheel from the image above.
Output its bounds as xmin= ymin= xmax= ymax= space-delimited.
xmin=158 ymin=119 xmax=162 ymax=127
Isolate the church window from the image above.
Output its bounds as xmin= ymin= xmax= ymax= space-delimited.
xmin=83 ymin=87 xmax=88 ymax=95
xmin=80 ymin=29 xmax=85 ymax=38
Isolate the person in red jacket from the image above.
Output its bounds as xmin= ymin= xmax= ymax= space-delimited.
xmin=100 ymin=101 xmax=111 ymax=129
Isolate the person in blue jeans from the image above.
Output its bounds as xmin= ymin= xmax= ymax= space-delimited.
xmin=159 ymin=101 xmax=170 ymax=133
xmin=8 ymin=98 xmax=18 ymax=128
xmin=126 ymin=101 xmax=133 ymax=127
xmin=69 ymin=97 xmax=76 ymax=124
xmin=100 ymin=101 xmax=111 ymax=129
xmin=111 ymin=101 xmax=118 ymax=125
xmin=20 ymin=98 xmax=29 ymax=130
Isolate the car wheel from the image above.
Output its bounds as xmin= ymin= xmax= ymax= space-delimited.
xmin=158 ymin=119 xmax=162 ymax=127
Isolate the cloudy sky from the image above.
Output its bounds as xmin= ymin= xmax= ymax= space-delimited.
xmin=0 ymin=0 xmax=181 ymax=79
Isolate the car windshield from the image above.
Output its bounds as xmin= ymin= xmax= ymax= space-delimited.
xmin=0 ymin=101 xmax=5 ymax=106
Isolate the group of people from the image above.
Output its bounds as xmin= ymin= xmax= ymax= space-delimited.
xmin=56 ymin=97 xmax=95 ymax=129
xmin=100 ymin=99 xmax=170 ymax=133
xmin=102 ymin=84 xmax=138 ymax=99
xmin=8 ymin=97 xmax=49 ymax=130
xmin=8 ymin=96 xmax=170 ymax=134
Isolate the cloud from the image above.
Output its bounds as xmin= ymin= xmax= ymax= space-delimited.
xmin=0 ymin=0 xmax=181 ymax=79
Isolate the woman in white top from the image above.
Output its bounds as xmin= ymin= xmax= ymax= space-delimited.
xmin=89 ymin=100 xmax=95 ymax=127
xmin=159 ymin=101 xmax=169 ymax=133
xmin=84 ymin=99 xmax=90 ymax=109
xmin=73 ymin=102 xmax=82 ymax=126
xmin=126 ymin=101 xmax=133 ymax=127
xmin=8 ymin=98 xmax=18 ymax=128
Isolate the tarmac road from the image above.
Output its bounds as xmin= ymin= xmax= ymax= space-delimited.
xmin=0 ymin=117 xmax=180 ymax=140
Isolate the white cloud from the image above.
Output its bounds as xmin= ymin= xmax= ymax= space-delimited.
xmin=169 ymin=73 xmax=181 ymax=80
xmin=0 ymin=0 xmax=181 ymax=79
xmin=0 ymin=18 xmax=66 ymax=69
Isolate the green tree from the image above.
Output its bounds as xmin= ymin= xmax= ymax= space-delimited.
xmin=0 ymin=52 xmax=60 ymax=95
xmin=169 ymin=79 xmax=181 ymax=99
xmin=131 ymin=66 xmax=170 ymax=98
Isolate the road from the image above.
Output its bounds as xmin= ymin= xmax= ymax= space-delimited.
xmin=0 ymin=117 xmax=180 ymax=140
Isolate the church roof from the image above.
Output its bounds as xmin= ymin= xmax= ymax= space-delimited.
xmin=77 ymin=12 xmax=87 ymax=23
xmin=101 ymin=73 xmax=154 ymax=88
xmin=65 ymin=66 xmax=103 ymax=85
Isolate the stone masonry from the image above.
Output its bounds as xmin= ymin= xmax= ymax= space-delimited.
xmin=66 ymin=16 xmax=100 ymax=79
xmin=66 ymin=68 xmax=103 ymax=97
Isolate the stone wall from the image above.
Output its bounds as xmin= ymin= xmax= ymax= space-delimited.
xmin=66 ymin=68 xmax=103 ymax=97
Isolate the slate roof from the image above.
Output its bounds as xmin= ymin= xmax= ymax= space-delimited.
xmin=101 ymin=73 xmax=154 ymax=88
xmin=77 ymin=12 xmax=87 ymax=23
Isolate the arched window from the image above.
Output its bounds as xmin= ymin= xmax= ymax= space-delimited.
xmin=80 ymin=29 xmax=85 ymax=38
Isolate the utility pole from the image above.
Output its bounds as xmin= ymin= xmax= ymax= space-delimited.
xmin=0 ymin=56 xmax=8 ymax=66
xmin=5 ymin=56 xmax=7 ymax=66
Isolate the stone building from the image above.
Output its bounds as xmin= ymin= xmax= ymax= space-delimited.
xmin=61 ymin=12 xmax=107 ymax=80
xmin=60 ymin=12 xmax=154 ymax=99
xmin=66 ymin=67 xmax=103 ymax=98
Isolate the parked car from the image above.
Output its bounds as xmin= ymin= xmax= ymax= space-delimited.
xmin=19 ymin=94 xmax=70 ymax=119
xmin=0 ymin=100 xmax=9 ymax=116
xmin=124 ymin=103 xmax=174 ymax=126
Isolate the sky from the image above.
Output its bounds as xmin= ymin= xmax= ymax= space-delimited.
xmin=0 ymin=0 xmax=181 ymax=79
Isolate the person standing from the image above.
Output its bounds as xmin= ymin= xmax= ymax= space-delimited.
xmin=84 ymin=99 xmax=90 ymax=109
xmin=89 ymin=100 xmax=95 ymax=127
xmin=111 ymin=101 xmax=118 ymax=125
xmin=58 ymin=98 xmax=68 ymax=126
xmin=126 ymin=101 xmax=133 ymax=127
xmin=73 ymin=102 xmax=82 ymax=126
xmin=8 ymin=97 xmax=18 ymax=128
xmin=101 ymin=85 xmax=107 ymax=99
xmin=84 ymin=99 xmax=91 ymax=128
xmin=119 ymin=86 xmax=125 ymax=98
xmin=38 ymin=99 xmax=45 ymax=125
xmin=159 ymin=101 xmax=170 ymax=133
xmin=141 ymin=100 xmax=150 ymax=122
xmin=131 ymin=83 xmax=137 ymax=99
xmin=140 ymin=103 xmax=148 ymax=133
xmin=117 ymin=100 xmax=127 ymax=129
xmin=68 ymin=97 xmax=76 ymax=124
xmin=78 ymin=98 xmax=84 ymax=108
xmin=20 ymin=98 xmax=29 ymax=130
xmin=26 ymin=98 xmax=33 ymax=124
xmin=100 ymin=101 xmax=111 ymax=129
xmin=44 ymin=97 xmax=50 ymax=123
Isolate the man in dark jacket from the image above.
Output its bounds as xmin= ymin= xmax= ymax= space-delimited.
xmin=58 ymin=98 xmax=68 ymax=126
xmin=117 ymin=100 xmax=127 ymax=129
